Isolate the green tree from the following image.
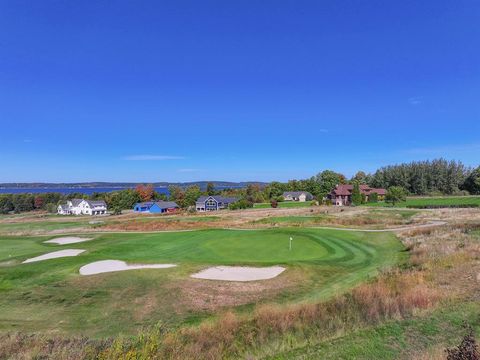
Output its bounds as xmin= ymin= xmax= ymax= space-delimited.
xmin=206 ymin=182 xmax=216 ymax=196
xmin=369 ymin=192 xmax=379 ymax=203
xmin=245 ymin=184 xmax=264 ymax=203
xmin=315 ymin=170 xmax=346 ymax=198
xmin=168 ymin=185 xmax=185 ymax=207
xmin=352 ymin=171 xmax=368 ymax=184
xmin=265 ymin=181 xmax=286 ymax=199
xmin=463 ymin=166 xmax=480 ymax=195
xmin=351 ymin=182 xmax=362 ymax=205
xmin=0 ymin=195 xmax=14 ymax=214
xmin=184 ymin=186 xmax=202 ymax=208
xmin=385 ymin=186 xmax=407 ymax=206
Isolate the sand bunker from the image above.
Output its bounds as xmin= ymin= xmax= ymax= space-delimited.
xmin=44 ymin=237 xmax=93 ymax=245
xmin=23 ymin=249 xmax=86 ymax=263
xmin=79 ymin=260 xmax=177 ymax=275
xmin=191 ymin=266 xmax=285 ymax=282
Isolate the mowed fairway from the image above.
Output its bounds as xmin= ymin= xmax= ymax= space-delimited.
xmin=0 ymin=228 xmax=405 ymax=337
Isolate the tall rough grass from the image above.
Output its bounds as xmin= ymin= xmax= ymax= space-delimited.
xmin=1 ymin=269 xmax=439 ymax=360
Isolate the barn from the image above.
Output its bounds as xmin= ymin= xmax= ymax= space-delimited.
xmin=133 ymin=201 xmax=179 ymax=213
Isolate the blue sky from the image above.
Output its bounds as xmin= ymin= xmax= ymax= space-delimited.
xmin=0 ymin=1 xmax=479 ymax=183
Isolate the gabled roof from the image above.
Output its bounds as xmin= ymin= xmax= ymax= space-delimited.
xmin=70 ymin=199 xmax=84 ymax=207
xmin=154 ymin=201 xmax=179 ymax=209
xmin=135 ymin=201 xmax=156 ymax=208
xmin=135 ymin=201 xmax=179 ymax=209
xmin=85 ymin=200 xmax=107 ymax=207
xmin=196 ymin=195 xmax=238 ymax=203
xmin=283 ymin=191 xmax=313 ymax=197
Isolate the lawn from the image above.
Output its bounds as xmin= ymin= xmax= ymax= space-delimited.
xmin=254 ymin=201 xmax=314 ymax=209
xmin=365 ymin=196 xmax=480 ymax=208
xmin=0 ymin=228 xmax=404 ymax=337
xmin=252 ymin=209 xmax=418 ymax=228
xmin=0 ymin=219 xmax=93 ymax=234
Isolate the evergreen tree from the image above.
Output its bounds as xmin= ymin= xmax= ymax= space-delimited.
xmin=351 ymin=182 xmax=362 ymax=205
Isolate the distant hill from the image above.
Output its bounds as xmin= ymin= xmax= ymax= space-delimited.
xmin=0 ymin=181 xmax=267 ymax=190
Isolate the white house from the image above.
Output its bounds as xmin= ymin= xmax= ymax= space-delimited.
xmin=282 ymin=191 xmax=314 ymax=202
xmin=57 ymin=199 xmax=108 ymax=216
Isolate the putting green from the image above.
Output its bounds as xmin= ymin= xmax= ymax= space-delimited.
xmin=0 ymin=228 xmax=404 ymax=336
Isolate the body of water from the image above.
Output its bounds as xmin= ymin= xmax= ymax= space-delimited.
xmin=0 ymin=187 xmax=170 ymax=195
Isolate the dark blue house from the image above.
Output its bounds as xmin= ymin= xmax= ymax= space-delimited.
xmin=195 ymin=196 xmax=238 ymax=212
xmin=134 ymin=201 xmax=179 ymax=213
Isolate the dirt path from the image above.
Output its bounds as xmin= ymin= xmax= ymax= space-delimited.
xmin=53 ymin=220 xmax=447 ymax=236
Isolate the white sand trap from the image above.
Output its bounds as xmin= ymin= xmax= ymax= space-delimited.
xmin=44 ymin=236 xmax=93 ymax=245
xmin=23 ymin=249 xmax=86 ymax=263
xmin=191 ymin=266 xmax=285 ymax=282
xmin=79 ymin=260 xmax=177 ymax=276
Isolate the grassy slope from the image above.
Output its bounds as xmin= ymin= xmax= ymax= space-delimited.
xmin=365 ymin=196 xmax=480 ymax=208
xmin=0 ymin=228 xmax=403 ymax=337
xmin=272 ymin=301 xmax=480 ymax=359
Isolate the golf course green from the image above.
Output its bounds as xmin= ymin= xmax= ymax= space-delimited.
xmin=0 ymin=228 xmax=405 ymax=336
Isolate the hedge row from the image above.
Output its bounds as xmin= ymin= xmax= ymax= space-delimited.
xmin=406 ymin=204 xmax=480 ymax=209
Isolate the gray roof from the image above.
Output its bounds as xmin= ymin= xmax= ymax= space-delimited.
xmin=283 ymin=191 xmax=313 ymax=197
xmin=58 ymin=204 xmax=69 ymax=210
xmin=154 ymin=201 xmax=179 ymax=209
xmin=70 ymin=199 xmax=84 ymax=207
xmin=196 ymin=195 xmax=238 ymax=203
xmin=135 ymin=201 xmax=179 ymax=209
xmin=135 ymin=202 xmax=156 ymax=208
xmin=85 ymin=200 xmax=107 ymax=207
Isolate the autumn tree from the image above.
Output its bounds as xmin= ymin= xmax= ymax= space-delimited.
xmin=169 ymin=185 xmax=185 ymax=207
xmin=34 ymin=195 xmax=44 ymax=209
xmin=135 ymin=184 xmax=154 ymax=202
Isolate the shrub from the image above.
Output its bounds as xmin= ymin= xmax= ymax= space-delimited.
xmin=406 ymin=204 xmax=479 ymax=209
xmin=446 ymin=323 xmax=480 ymax=360
xmin=229 ymin=199 xmax=253 ymax=210
xmin=386 ymin=186 xmax=407 ymax=206
xmin=270 ymin=199 xmax=278 ymax=208
xmin=369 ymin=192 xmax=379 ymax=203
xmin=46 ymin=203 xmax=58 ymax=213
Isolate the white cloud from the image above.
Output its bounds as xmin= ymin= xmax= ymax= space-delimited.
xmin=123 ymin=155 xmax=185 ymax=161
xmin=408 ymin=96 xmax=423 ymax=105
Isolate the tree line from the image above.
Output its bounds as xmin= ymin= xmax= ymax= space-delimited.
xmin=1 ymin=158 xmax=479 ymax=214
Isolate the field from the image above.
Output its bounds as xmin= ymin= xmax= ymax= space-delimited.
xmin=254 ymin=201 xmax=314 ymax=209
xmin=366 ymin=195 xmax=480 ymax=208
xmin=0 ymin=227 xmax=403 ymax=337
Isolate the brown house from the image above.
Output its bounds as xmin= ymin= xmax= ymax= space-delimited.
xmin=329 ymin=184 xmax=386 ymax=206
